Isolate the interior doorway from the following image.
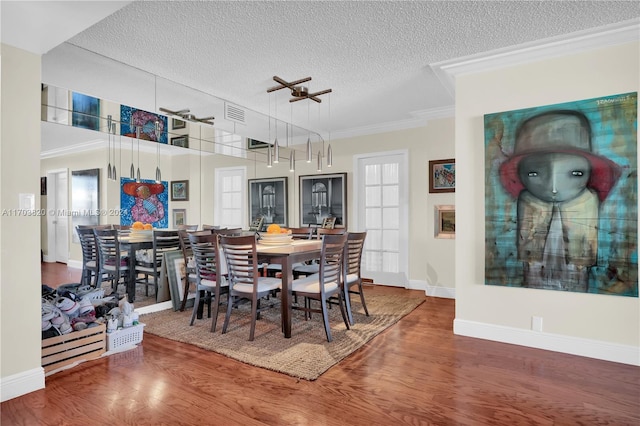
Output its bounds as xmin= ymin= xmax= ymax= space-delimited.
xmin=46 ymin=169 xmax=69 ymax=264
xmin=354 ymin=150 xmax=409 ymax=287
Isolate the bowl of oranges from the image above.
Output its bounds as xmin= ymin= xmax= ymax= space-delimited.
xmin=130 ymin=221 xmax=153 ymax=239
xmin=258 ymin=224 xmax=293 ymax=245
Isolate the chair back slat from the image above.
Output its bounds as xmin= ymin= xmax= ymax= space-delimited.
xmin=94 ymin=228 xmax=124 ymax=269
xmin=289 ymin=227 xmax=314 ymax=240
xmin=152 ymin=230 xmax=181 ymax=264
xmin=346 ymin=232 xmax=367 ymax=275
xmin=319 ymin=234 xmax=348 ymax=291
xmin=189 ymin=232 xmax=221 ymax=282
xmin=316 ymin=227 xmax=346 ymax=239
xmin=219 ymin=235 xmax=260 ymax=290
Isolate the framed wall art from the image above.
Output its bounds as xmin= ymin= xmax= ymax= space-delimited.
xmin=434 ymin=205 xmax=455 ymax=239
xmin=429 ymin=159 xmax=455 ymax=193
xmin=299 ymin=173 xmax=347 ymax=227
xmin=248 ymin=177 xmax=288 ymax=227
xmin=170 ymin=135 xmax=189 ymax=148
xmin=120 ymin=105 xmax=168 ymax=143
xmin=171 ymin=180 xmax=189 ymax=201
xmin=120 ymin=178 xmax=168 ymax=228
xmin=71 ymin=92 xmax=100 ymax=131
xmin=172 ymin=209 xmax=186 ymax=228
xmin=247 ymin=138 xmax=269 ymax=149
xmin=172 ymin=118 xmax=186 ymax=130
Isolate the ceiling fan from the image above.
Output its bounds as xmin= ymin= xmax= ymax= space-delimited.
xmin=267 ymin=75 xmax=332 ymax=103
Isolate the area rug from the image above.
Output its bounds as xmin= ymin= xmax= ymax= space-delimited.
xmin=140 ymin=290 xmax=425 ymax=380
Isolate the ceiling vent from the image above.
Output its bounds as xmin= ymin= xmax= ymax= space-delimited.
xmin=225 ymin=103 xmax=246 ymax=124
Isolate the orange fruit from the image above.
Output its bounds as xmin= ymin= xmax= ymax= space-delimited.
xmin=143 ymin=223 xmax=153 ymax=230
xmin=280 ymin=228 xmax=288 ymax=233
xmin=266 ymin=224 xmax=281 ymax=234
xmin=132 ymin=221 xmax=144 ymax=230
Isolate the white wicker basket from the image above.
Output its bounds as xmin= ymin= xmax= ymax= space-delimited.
xmin=106 ymin=323 xmax=145 ymax=351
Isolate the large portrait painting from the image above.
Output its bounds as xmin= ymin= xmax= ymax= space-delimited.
xmin=120 ymin=178 xmax=169 ymax=228
xmin=484 ymin=92 xmax=637 ymax=297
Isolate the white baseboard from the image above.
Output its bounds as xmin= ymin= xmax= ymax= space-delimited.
xmin=43 ymin=255 xmax=53 ymax=262
xmin=136 ymin=300 xmax=172 ymax=315
xmin=0 ymin=367 xmax=45 ymax=402
xmin=409 ymin=279 xmax=456 ymax=299
xmin=67 ymin=260 xmax=82 ymax=269
xmin=454 ymin=319 xmax=640 ymax=366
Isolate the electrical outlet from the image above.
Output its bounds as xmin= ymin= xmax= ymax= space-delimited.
xmin=532 ymin=316 xmax=543 ymax=332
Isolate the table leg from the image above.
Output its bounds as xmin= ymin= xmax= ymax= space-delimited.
xmin=127 ymin=256 xmax=136 ymax=303
xmin=280 ymin=256 xmax=293 ymax=338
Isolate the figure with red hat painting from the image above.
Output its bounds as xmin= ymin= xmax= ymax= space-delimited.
xmin=121 ymin=181 xmax=166 ymax=226
xmin=484 ymin=92 xmax=637 ymax=297
xmin=499 ymin=111 xmax=621 ymax=292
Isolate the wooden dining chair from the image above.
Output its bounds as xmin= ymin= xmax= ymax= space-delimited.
xmin=219 ymin=234 xmax=281 ymax=341
xmin=321 ymin=217 xmax=337 ymax=229
xmin=177 ymin=224 xmax=199 ymax=231
xmin=293 ymin=228 xmax=346 ymax=277
xmin=248 ymin=216 xmax=264 ymax=232
xmin=291 ymin=233 xmax=350 ymax=342
xmin=178 ymin=229 xmax=211 ymax=312
xmin=134 ymin=229 xmax=181 ymax=296
xmin=188 ymin=231 xmax=230 ymax=331
xmin=76 ymin=226 xmax=101 ymax=287
xmin=344 ymin=231 xmax=368 ymax=322
xmin=93 ymin=228 xmax=130 ymax=294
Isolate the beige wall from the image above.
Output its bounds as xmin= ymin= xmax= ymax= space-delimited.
xmin=455 ymin=42 xmax=639 ymax=360
xmin=1 ymin=44 xmax=44 ymax=392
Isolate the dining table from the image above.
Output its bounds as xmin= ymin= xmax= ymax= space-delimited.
xmin=118 ymin=234 xmax=154 ymax=303
xmin=256 ymin=239 xmax=323 ymax=338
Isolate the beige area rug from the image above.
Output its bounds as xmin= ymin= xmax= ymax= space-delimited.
xmin=141 ymin=290 xmax=425 ymax=380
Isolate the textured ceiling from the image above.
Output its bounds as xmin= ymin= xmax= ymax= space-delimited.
xmin=65 ymin=1 xmax=639 ymax=136
xmin=2 ymin=0 xmax=638 ymax=149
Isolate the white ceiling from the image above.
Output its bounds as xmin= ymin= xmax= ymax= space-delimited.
xmin=2 ymin=1 xmax=639 ymax=152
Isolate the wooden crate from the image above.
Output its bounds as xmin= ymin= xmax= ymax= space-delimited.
xmin=42 ymin=323 xmax=106 ymax=374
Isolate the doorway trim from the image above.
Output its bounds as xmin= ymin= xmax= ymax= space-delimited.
xmin=45 ymin=168 xmax=69 ymax=263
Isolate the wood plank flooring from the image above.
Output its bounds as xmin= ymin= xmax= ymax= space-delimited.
xmin=2 ymin=262 xmax=638 ymax=425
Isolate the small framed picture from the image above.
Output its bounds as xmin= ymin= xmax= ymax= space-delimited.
xmin=171 ymin=135 xmax=189 ymax=148
xmin=429 ymin=159 xmax=455 ymax=193
xmin=172 ymin=118 xmax=186 ymax=129
xmin=435 ymin=205 xmax=455 ymax=239
xmin=247 ymin=138 xmax=269 ymax=149
xmin=172 ymin=209 xmax=187 ymax=228
xmin=171 ymin=180 xmax=189 ymax=201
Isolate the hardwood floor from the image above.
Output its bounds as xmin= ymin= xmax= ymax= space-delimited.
xmin=3 ymin=263 xmax=638 ymax=425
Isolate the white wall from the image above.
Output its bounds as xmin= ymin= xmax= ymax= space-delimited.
xmin=0 ymin=44 xmax=45 ymax=400
xmin=455 ymin=42 xmax=639 ymax=365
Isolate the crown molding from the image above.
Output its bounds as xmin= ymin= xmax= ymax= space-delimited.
xmin=431 ymin=19 xmax=640 ymax=97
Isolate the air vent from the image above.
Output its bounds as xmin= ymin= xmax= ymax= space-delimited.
xmin=225 ymin=103 xmax=245 ymax=124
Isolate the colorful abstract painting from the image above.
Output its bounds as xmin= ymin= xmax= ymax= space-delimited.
xmin=120 ymin=178 xmax=168 ymax=228
xmin=484 ymin=92 xmax=637 ymax=297
xmin=120 ymin=105 xmax=168 ymax=143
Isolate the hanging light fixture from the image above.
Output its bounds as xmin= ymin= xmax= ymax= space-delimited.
xmin=129 ymin=120 xmax=135 ymax=179
xmin=317 ymin=150 xmax=322 ymax=172
xmin=154 ymin=120 xmax=162 ymax=183
xmin=267 ymin=144 xmax=273 ymax=168
xmin=289 ymin=150 xmax=295 ymax=172
xmin=135 ymin=125 xmax=141 ymax=183
xmin=106 ymin=115 xmax=113 ymax=180
xmin=111 ymin=122 xmax=118 ymax=180
xmin=327 ymin=93 xmax=332 ymax=167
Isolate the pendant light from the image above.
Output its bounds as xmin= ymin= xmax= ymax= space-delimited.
xmin=111 ymin=122 xmax=117 ymax=180
xmin=129 ymin=120 xmax=135 ymax=179
xmin=106 ymin=115 xmax=113 ymax=180
xmin=273 ymin=99 xmax=279 ymax=163
xmin=267 ymin=144 xmax=273 ymax=168
xmin=327 ymin=93 xmax=332 ymax=168
xmin=317 ymin=150 xmax=322 ymax=172
xmin=289 ymin=150 xmax=295 ymax=172
xmin=135 ymin=125 xmax=141 ymax=182
xmin=154 ymin=120 xmax=162 ymax=183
